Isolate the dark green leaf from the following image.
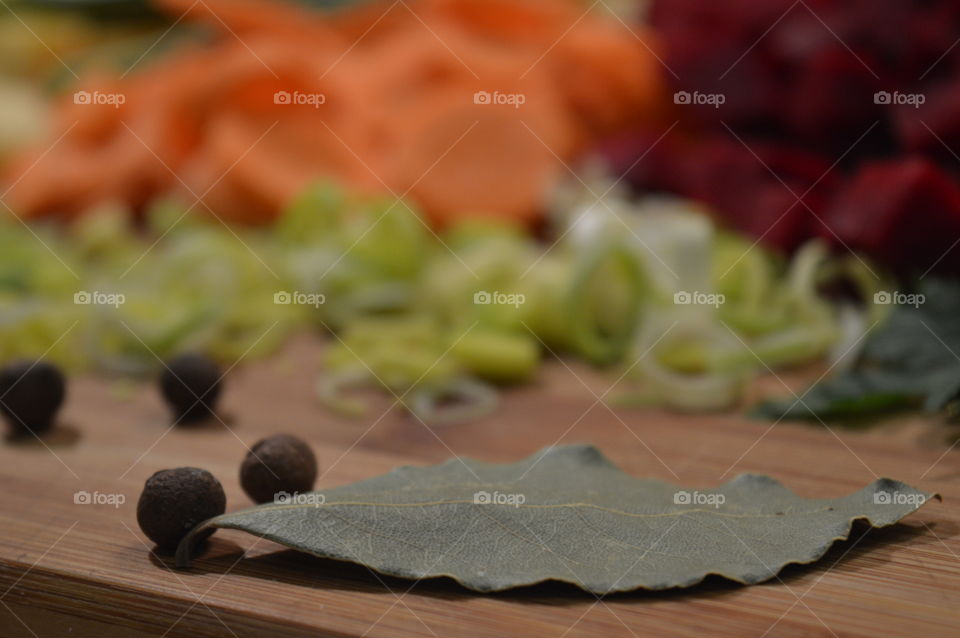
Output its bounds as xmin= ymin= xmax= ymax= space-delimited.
xmin=755 ymin=278 xmax=960 ymax=421
xmin=176 ymin=445 xmax=935 ymax=593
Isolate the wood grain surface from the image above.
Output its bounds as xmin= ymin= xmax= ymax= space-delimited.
xmin=0 ymin=334 xmax=957 ymax=637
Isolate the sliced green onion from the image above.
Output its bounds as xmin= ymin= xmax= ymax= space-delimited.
xmin=565 ymin=242 xmax=648 ymax=365
xmin=627 ymin=316 xmax=748 ymax=411
xmin=406 ymin=378 xmax=498 ymax=425
xmin=317 ymin=369 xmax=372 ymax=417
xmin=450 ymin=328 xmax=539 ymax=384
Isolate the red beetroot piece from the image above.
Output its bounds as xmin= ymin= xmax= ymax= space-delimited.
xmin=823 ymin=157 xmax=960 ymax=273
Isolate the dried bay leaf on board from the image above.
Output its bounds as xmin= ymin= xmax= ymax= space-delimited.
xmin=176 ymin=445 xmax=936 ymax=593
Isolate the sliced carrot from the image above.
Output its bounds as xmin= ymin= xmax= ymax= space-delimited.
xmin=4 ymin=0 xmax=663 ymax=226
xmin=389 ymin=75 xmax=572 ymax=226
xmin=400 ymin=112 xmax=562 ymax=227
xmin=549 ymin=22 xmax=665 ymax=133
xmin=176 ymin=92 xmax=386 ymax=224
xmin=6 ymin=135 xmax=148 ymax=219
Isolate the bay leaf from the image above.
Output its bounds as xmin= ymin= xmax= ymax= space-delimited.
xmin=175 ymin=445 xmax=936 ymax=593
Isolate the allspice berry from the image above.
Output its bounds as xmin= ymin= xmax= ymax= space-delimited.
xmin=240 ymin=435 xmax=317 ymax=504
xmin=136 ymin=467 xmax=226 ymax=550
xmin=159 ymin=353 xmax=222 ymax=424
xmin=0 ymin=359 xmax=66 ymax=436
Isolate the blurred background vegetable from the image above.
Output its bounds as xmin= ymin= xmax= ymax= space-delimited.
xmin=0 ymin=0 xmax=955 ymax=427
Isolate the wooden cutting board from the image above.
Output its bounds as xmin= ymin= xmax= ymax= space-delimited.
xmin=0 ymin=334 xmax=957 ymax=637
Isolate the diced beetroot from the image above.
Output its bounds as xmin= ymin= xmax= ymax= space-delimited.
xmin=895 ymin=1 xmax=960 ymax=82
xmin=614 ymin=135 xmax=835 ymax=252
xmin=649 ymin=0 xmax=795 ymax=129
xmin=823 ymin=157 xmax=960 ymax=273
xmin=692 ymin=140 xmax=837 ymax=252
xmin=594 ymin=128 xmax=687 ymax=194
xmin=781 ymin=45 xmax=884 ymax=153
xmin=671 ymin=138 xmax=768 ymax=211
xmin=627 ymin=0 xmax=960 ymax=269
xmin=650 ymin=0 xmax=803 ymax=46
xmin=893 ymin=80 xmax=960 ymax=164
xmin=758 ymin=143 xmax=838 ymax=190
xmin=649 ymin=0 xmax=960 ymax=153
xmin=721 ymin=181 xmax=815 ymax=253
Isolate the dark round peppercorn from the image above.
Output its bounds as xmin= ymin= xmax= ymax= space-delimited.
xmin=0 ymin=359 xmax=66 ymax=436
xmin=240 ymin=435 xmax=318 ymax=504
xmin=136 ymin=467 xmax=226 ymax=550
xmin=159 ymin=353 xmax=222 ymax=424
